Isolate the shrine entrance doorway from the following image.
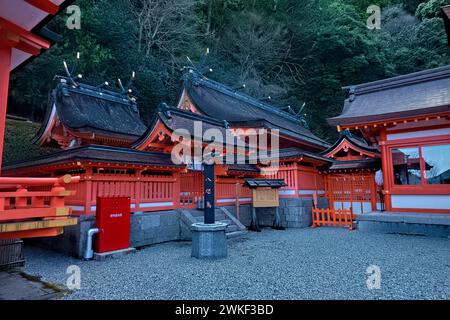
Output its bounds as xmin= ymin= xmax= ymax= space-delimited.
xmin=324 ymin=173 xmax=377 ymax=214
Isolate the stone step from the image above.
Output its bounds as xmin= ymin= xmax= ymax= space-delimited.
xmin=226 ymin=224 xmax=239 ymax=233
xmin=194 ymin=214 xmax=227 ymax=221
xmin=226 ymin=230 xmax=248 ymax=239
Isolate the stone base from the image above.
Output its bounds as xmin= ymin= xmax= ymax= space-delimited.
xmin=191 ymin=222 xmax=227 ymax=259
xmin=357 ymin=212 xmax=450 ymax=238
xmin=93 ymin=247 xmax=136 ymax=261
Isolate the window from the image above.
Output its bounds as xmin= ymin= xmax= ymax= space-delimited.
xmin=392 ymin=147 xmax=422 ymax=185
xmin=391 ymin=143 xmax=450 ymax=186
xmin=422 ymin=144 xmax=450 ymax=185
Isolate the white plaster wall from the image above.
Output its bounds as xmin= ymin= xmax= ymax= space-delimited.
xmin=391 ymin=195 xmax=450 ymax=210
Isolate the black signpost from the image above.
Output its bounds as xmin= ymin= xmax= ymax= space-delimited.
xmin=203 ymin=163 xmax=215 ymax=224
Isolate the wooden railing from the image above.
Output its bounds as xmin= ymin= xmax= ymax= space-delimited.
xmin=65 ymin=172 xmax=178 ymax=214
xmin=311 ymin=208 xmax=354 ymax=229
xmin=179 ymin=171 xmax=203 ymax=208
xmin=0 ymin=175 xmax=80 ymax=239
xmin=0 ymin=175 xmax=79 ymax=221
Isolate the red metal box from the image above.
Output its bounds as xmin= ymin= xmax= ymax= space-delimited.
xmin=95 ymin=197 xmax=131 ymax=253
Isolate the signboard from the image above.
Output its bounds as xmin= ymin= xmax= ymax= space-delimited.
xmin=252 ymin=188 xmax=279 ymax=208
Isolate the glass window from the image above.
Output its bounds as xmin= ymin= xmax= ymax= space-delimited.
xmin=422 ymin=144 xmax=450 ymax=185
xmin=392 ymin=147 xmax=422 ymax=185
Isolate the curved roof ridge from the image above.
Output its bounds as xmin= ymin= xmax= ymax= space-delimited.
xmin=343 ymin=65 xmax=450 ymax=95
xmin=183 ymin=71 xmax=305 ymax=125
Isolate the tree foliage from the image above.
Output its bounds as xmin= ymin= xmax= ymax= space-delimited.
xmin=8 ymin=0 xmax=450 ymax=141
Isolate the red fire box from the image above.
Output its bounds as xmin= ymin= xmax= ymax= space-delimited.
xmin=95 ymin=197 xmax=131 ymax=253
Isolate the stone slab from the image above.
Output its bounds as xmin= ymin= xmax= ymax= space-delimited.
xmin=93 ymin=247 xmax=136 ymax=261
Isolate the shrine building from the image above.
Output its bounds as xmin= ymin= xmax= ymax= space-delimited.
xmin=0 ymin=1 xmax=449 ymax=261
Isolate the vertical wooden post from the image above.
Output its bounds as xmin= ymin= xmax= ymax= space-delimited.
xmin=235 ymin=178 xmax=240 ymax=219
xmin=84 ymin=167 xmax=93 ymax=215
xmin=15 ymin=187 xmax=28 ymax=208
xmin=173 ymin=171 xmax=180 ymax=209
xmin=379 ymin=128 xmax=392 ymax=211
xmin=0 ymin=47 xmax=11 ymax=173
xmin=293 ymin=164 xmax=299 ymax=197
xmin=135 ymin=169 xmax=142 ymax=211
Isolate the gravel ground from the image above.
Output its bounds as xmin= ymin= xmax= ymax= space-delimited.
xmin=22 ymin=228 xmax=450 ymax=300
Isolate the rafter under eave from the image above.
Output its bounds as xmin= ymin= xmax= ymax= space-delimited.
xmin=25 ymin=0 xmax=59 ymax=15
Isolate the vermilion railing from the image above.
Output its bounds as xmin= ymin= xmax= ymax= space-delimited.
xmin=311 ymin=208 xmax=354 ymax=229
xmin=0 ymin=175 xmax=80 ymax=221
xmin=0 ymin=175 xmax=80 ymax=239
xmin=65 ymin=173 xmax=178 ymax=214
xmin=179 ymin=171 xmax=203 ymax=208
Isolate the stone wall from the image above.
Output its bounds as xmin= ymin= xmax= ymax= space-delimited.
xmin=26 ymin=196 xmax=329 ymax=259
xmin=130 ymin=211 xmax=180 ymax=247
xmin=222 ymin=197 xmax=329 ymax=228
xmin=28 ymin=215 xmax=95 ymax=259
xmin=28 ymin=211 xmax=181 ymax=259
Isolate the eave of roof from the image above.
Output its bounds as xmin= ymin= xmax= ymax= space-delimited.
xmin=3 ymin=145 xmax=185 ymax=171
xmin=328 ymin=65 xmax=450 ymax=126
xmin=2 ymin=0 xmax=75 ymax=72
xmin=321 ymin=131 xmax=380 ymax=158
xmin=244 ymin=178 xmax=287 ymax=189
xmin=320 ymin=159 xmax=381 ymax=172
xmin=256 ymin=147 xmax=332 ymax=165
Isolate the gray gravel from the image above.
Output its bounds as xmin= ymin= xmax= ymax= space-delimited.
xmin=22 ymin=228 xmax=450 ymax=300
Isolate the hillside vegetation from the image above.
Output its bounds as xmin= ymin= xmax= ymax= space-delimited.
xmin=8 ymin=0 xmax=449 ymax=142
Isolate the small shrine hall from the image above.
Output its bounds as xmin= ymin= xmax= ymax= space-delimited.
xmin=0 ymin=1 xmax=449 ymax=260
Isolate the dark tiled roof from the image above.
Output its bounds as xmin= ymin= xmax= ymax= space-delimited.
xmin=34 ymin=81 xmax=147 ymax=142
xmin=3 ymin=145 xmax=185 ymax=170
xmin=227 ymin=164 xmax=260 ymax=173
xmin=244 ymin=178 xmax=287 ymax=189
xmin=179 ymin=71 xmax=329 ymax=149
xmin=131 ymin=104 xmax=230 ymax=148
xmin=276 ymin=148 xmax=331 ymax=163
xmin=328 ymin=65 xmax=450 ymax=126
xmin=322 ymin=159 xmax=381 ymax=172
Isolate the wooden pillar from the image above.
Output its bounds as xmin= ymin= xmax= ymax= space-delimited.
xmin=293 ymin=163 xmax=299 ymax=197
xmin=379 ymin=128 xmax=392 ymax=211
xmin=0 ymin=47 xmax=11 ymax=173
xmin=84 ymin=167 xmax=93 ymax=215
xmin=172 ymin=171 xmax=180 ymax=209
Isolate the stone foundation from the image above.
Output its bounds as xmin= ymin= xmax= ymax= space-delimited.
xmin=357 ymin=212 xmax=450 ymax=238
xmin=26 ymin=197 xmax=328 ymax=259
xmin=221 ymin=197 xmax=328 ymax=228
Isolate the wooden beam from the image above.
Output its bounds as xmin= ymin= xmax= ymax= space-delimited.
xmin=0 ymin=17 xmax=50 ymax=49
xmin=25 ymin=0 xmax=59 ymax=15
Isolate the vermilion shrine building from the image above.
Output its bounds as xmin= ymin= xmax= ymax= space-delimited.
xmin=0 ymin=1 xmax=449 ymax=259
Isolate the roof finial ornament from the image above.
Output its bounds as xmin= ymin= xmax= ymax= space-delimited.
xmin=279 ymin=102 xmax=309 ymax=129
xmin=181 ymin=48 xmax=213 ymax=78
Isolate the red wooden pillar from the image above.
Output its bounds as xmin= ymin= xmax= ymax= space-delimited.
xmin=84 ymin=167 xmax=93 ymax=215
xmin=172 ymin=171 xmax=180 ymax=209
xmin=379 ymin=128 xmax=392 ymax=211
xmin=0 ymin=47 xmax=11 ymax=173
